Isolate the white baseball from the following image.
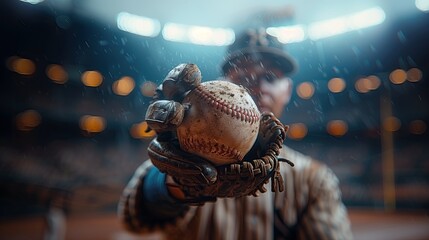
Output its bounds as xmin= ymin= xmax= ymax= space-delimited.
xmin=177 ymin=80 xmax=260 ymax=166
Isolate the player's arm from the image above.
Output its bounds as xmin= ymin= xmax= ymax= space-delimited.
xmin=118 ymin=161 xmax=191 ymax=233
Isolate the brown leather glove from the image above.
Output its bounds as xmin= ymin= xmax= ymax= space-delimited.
xmin=145 ymin=63 xmax=294 ymax=204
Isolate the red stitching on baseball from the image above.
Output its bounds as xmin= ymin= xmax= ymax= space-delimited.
xmin=180 ymin=137 xmax=244 ymax=161
xmin=194 ymin=85 xmax=260 ymax=124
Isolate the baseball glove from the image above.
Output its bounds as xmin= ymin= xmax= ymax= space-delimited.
xmin=145 ymin=63 xmax=294 ymax=204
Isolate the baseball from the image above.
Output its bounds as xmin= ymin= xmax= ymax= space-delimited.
xmin=177 ymin=80 xmax=260 ymax=166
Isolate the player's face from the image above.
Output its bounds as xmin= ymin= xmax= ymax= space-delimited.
xmin=226 ymin=60 xmax=293 ymax=118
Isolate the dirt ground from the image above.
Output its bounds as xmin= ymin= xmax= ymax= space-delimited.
xmin=1 ymin=208 xmax=428 ymax=240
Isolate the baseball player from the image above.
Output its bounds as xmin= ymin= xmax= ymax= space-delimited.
xmin=118 ymin=28 xmax=353 ymax=240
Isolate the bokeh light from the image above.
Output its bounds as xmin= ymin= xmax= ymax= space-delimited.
xmin=409 ymin=120 xmax=427 ymax=135
xmin=416 ymin=0 xmax=429 ymax=12
xmin=79 ymin=115 xmax=106 ymax=133
xmin=130 ymin=121 xmax=156 ymax=139
xmin=327 ymin=120 xmax=348 ymax=137
xmin=162 ymin=23 xmax=235 ymax=46
xmin=266 ymin=25 xmax=306 ymax=44
xmin=355 ymin=77 xmax=370 ymax=93
xmin=407 ymin=68 xmax=422 ymax=82
xmin=308 ymin=7 xmax=385 ymax=40
xmin=46 ymin=64 xmax=68 ymax=84
xmin=16 ymin=109 xmax=41 ymax=131
xmin=355 ymin=75 xmax=382 ymax=93
xmin=328 ymin=77 xmax=346 ymax=93
xmin=383 ymin=116 xmax=401 ymax=132
xmin=296 ymin=82 xmax=315 ymax=99
xmin=117 ymin=12 xmax=161 ymax=37
xmin=140 ymin=81 xmax=157 ymax=97
xmin=8 ymin=57 xmax=36 ymax=75
xmin=112 ymin=76 xmax=135 ymax=96
xmin=389 ymin=69 xmax=407 ymax=84
xmin=287 ymin=123 xmax=308 ymax=140
xmin=366 ymin=75 xmax=381 ymax=90
xmin=81 ymin=71 xmax=103 ymax=87
xmin=20 ymin=0 xmax=44 ymax=4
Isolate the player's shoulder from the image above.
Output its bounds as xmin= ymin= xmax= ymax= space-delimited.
xmin=280 ymin=145 xmax=318 ymax=168
xmin=279 ymin=145 xmax=341 ymax=196
xmin=279 ymin=145 xmax=335 ymax=180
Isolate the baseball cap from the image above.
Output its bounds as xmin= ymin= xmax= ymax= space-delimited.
xmin=221 ymin=28 xmax=297 ymax=76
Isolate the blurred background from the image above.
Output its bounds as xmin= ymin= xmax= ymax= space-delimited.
xmin=1 ymin=0 xmax=428 ymax=239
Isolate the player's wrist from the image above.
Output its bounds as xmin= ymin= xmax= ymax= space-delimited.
xmin=143 ymin=167 xmax=181 ymax=204
xmin=165 ymin=174 xmax=187 ymax=200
